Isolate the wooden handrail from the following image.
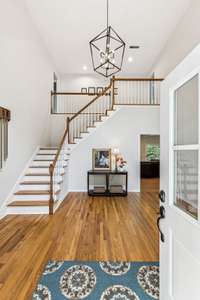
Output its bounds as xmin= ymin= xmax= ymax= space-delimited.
xmin=0 ymin=106 xmax=11 ymax=121
xmin=49 ymin=118 xmax=69 ymax=214
xmin=114 ymin=77 xmax=164 ymax=81
xmin=69 ymin=80 xmax=113 ymax=122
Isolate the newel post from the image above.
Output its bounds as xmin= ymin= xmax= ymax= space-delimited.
xmin=49 ymin=163 xmax=54 ymax=215
xmin=112 ymin=76 xmax=115 ymax=109
xmin=67 ymin=117 xmax=70 ymax=144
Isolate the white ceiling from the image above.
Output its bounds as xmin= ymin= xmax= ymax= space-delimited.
xmin=24 ymin=0 xmax=192 ymax=76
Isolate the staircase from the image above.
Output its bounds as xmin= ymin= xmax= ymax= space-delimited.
xmin=7 ymin=147 xmax=70 ymax=214
xmin=7 ymin=77 xmax=162 ymax=215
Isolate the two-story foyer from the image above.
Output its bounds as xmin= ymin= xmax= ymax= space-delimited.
xmin=0 ymin=0 xmax=200 ymax=299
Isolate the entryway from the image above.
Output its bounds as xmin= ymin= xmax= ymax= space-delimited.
xmin=140 ymin=134 xmax=160 ymax=193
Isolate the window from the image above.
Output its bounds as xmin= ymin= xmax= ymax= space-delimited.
xmin=173 ymin=75 xmax=199 ymax=219
xmin=146 ymin=144 xmax=160 ymax=161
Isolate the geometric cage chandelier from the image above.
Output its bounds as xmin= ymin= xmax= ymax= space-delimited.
xmin=90 ymin=0 xmax=126 ymax=77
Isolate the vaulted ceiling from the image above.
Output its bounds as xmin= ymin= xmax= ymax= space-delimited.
xmin=24 ymin=0 xmax=192 ymax=75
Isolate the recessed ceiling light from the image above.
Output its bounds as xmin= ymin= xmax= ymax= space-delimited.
xmin=83 ymin=65 xmax=88 ymax=71
xmin=128 ymin=56 xmax=133 ymax=63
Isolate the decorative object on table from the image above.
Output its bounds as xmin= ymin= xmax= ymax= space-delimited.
xmin=88 ymin=87 xmax=96 ymax=95
xmin=89 ymin=0 xmax=126 ymax=78
xmin=110 ymin=185 xmax=123 ymax=194
xmin=81 ymin=87 xmax=87 ymax=94
xmin=116 ymin=155 xmax=127 ymax=172
xmin=97 ymin=87 xmax=104 ymax=94
xmin=92 ymin=148 xmax=111 ymax=171
xmin=94 ymin=186 xmax=106 ymax=193
xmin=114 ymin=87 xmax=118 ymax=95
xmin=31 ymin=260 xmax=159 ymax=300
xmin=113 ymin=148 xmax=120 ymax=172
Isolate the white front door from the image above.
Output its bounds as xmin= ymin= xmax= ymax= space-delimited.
xmin=160 ymin=45 xmax=200 ymax=300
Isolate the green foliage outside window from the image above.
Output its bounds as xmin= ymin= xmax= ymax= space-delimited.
xmin=146 ymin=144 xmax=160 ymax=161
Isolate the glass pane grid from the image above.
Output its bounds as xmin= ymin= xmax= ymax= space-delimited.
xmin=174 ymin=150 xmax=198 ymax=219
xmin=173 ymin=75 xmax=199 ymax=220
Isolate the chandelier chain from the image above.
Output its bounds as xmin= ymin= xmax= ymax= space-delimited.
xmin=107 ymin=0 xmax=109 ymax=28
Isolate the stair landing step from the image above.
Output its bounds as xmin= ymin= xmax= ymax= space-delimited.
xmin=8 ymin=200 xmax=58 ymax=207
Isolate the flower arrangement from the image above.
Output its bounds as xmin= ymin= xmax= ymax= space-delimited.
xmin=116 ymin=155 xmax=127 ymax=171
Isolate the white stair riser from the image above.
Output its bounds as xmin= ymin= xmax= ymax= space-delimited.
xmin=36 ymin=154 xmax=70 ymax=160
xmin=28 ymin=167 xmax=65 ymax=173
xmin=38 ymin=150 xmax=57 ymax=154
xmin=36 ymin=155 xmax=56 ymax=160
xmin=23 ymin=176 xmax=51 ymax=181
xmin=19 ymin=184 xmax=51 ymax=191
xmin=32 ymin=161 xmax=68 ymax=168
xmin=7 ymin=206 xmax=50 ymax=215
xmin=32 ymin=161 xmax=53 ymax=167
xmin=13 ymin=195 xmax=50 ymax=201
xmin=27 ymin=168 xmax=50 ymax=173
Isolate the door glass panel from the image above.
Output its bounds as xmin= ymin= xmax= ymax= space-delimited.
xmin=174 ymin=150 xmax=198 ymax=219
xmin=174 ymin=75 xmax=198 ymax=145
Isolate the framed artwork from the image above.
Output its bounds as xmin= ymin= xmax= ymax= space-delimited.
xmin=97 ymin=87 xmax=104 ymax=94
xmin=92 ymin=148 xmax=112 ymax=170
xmin=88 ymin=87 xmax=95 ymax=95
xmin=81 ymin=88 xmax=87 ymax=94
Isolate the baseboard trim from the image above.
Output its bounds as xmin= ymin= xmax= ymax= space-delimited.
xmin=68 ymin=190 xmax=87 ymax=193
xmin=0 ymin=206 xmax=7 ymax=220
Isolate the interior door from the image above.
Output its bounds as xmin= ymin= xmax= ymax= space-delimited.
xmin=160 ymin=47 xmax=200 ymax=300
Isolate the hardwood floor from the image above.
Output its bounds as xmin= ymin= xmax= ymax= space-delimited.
xmin=0 ymin=192 xmax=159 ymax=300
xmin=141 ymin=178 xmax=160 ymax=193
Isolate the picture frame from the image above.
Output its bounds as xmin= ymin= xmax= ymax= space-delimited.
xmin=114 ymin=88 xmax=118 ymax=95
xmin=81 ymin=88 xmax=87 ymax=94
xmin=92 ymin=148 xmax=112 ymax=170
xmin=88 ymin=87 xmax=96 ymax=95
xmin=97 ymin=87 xmax=104 ymax=94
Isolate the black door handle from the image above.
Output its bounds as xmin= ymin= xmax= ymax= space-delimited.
xmin=157 ymin=205 xmax=165 ymax=242
xmin=159 ymin=190 xmax=165 ymax=203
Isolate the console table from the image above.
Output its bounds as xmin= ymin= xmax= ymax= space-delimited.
xmin=87 ymin=170 xmax=128 ymax=197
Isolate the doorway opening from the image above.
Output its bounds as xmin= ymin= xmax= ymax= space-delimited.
xmin=140 ymin=134 xmax=160 ymax=193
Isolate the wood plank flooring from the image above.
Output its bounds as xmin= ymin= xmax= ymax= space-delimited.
xmin=141 ymin=178 xmax=160 ymax=193
xmin=0 ymin=192 xmax=159 ymax=300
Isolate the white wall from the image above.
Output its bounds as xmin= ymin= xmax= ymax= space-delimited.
xmin=60 ymin=74 xmax=109 ymax=92
xmin=150 ymin=0 xmax=200 ymax=78
xmin=0 ymin=0 xmax=54 ymax=215
xmin=68 ymin=106 xmax=160 ymax=192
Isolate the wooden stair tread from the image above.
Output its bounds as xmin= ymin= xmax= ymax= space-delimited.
xmin=20 ymin=180 xmax=63 ymax=185
xmin=40 ymin=147 xmax=58 ymax=150
xmin=14 ymin=189 xmax=60 ymax=195
xmin=25 ymin=172 xmax=65 ymax=176
xmin=20 ymin=181 xmax=50 ymax=185
xmin=8 ymin=200 xmax=58 ymax=207
xmin=36 ymin=153 xmax=56 ymax=156
xmin=34 ymin=159 xmax=53 ymax=162
xmin=25 ymin=173 xmax=50 ymax=176
xmin=14 ymin=190 xmax=50 ymax=195
xmin=30 ymin=166 xmax=50 ymax=168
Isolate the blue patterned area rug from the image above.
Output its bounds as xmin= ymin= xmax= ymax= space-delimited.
xmin=31 ymin=261 xmax=159 ymax=300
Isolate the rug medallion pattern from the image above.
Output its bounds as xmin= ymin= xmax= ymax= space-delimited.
xmin=32 ymin=261 xmax=159 ymax=300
